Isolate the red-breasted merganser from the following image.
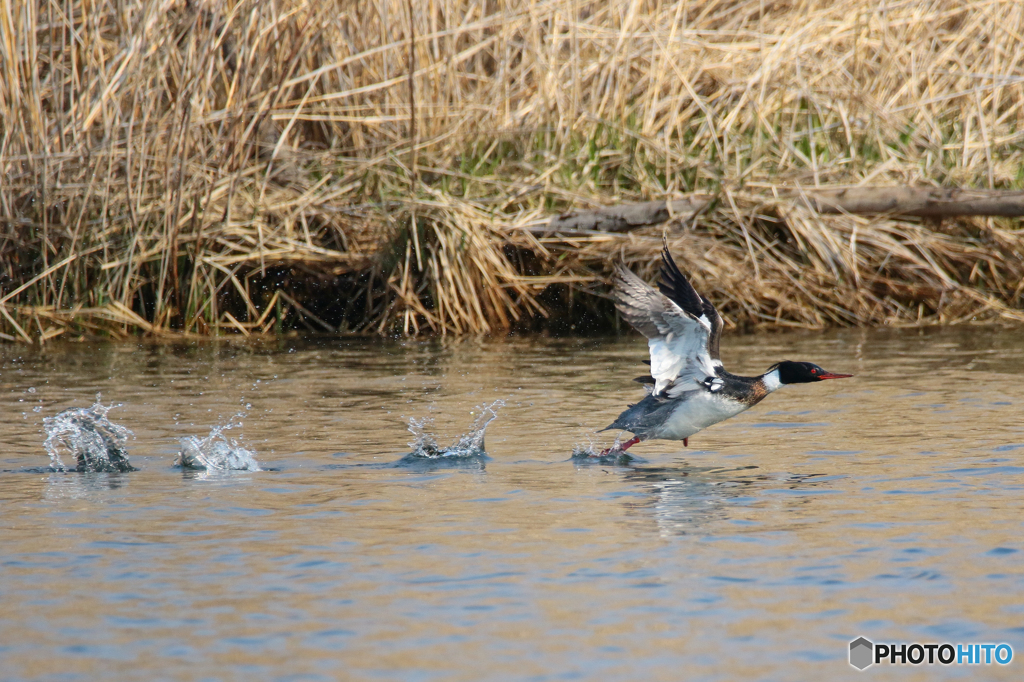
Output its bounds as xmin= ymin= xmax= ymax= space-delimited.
xmin=600 ymin=247 xmax=853 ymax=455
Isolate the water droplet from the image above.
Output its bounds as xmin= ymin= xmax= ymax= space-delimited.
xmin=27 ymin=387 xmax=36 ymax=394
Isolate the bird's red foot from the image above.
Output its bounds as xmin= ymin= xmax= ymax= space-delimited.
xmin=684 ymin=437 xmax=688 ymax=447
xmin=598 ymin=436 xmax=640 ymax=457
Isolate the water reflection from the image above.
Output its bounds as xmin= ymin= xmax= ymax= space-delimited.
xmin=619 ymin=459 xmax=840 ymax=536
xmin=42 ymin=470 xmax=131 ymax=502
xmin=390 ymin=452 xmax=489 ymax=473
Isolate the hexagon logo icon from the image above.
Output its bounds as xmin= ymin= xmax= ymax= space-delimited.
xmin=850 ymin=637 xmax=874 ymax=670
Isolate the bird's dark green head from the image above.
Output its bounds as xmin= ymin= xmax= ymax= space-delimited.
xmin=772 ymin=361 xmax=853 ymax=384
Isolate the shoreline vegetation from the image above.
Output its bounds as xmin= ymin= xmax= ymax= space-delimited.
xmin=2 ymin=0 xmax=1024 ymax=342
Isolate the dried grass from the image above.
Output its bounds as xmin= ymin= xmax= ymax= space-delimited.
xmin=2 ymin=0 xmax=1023 ymax=340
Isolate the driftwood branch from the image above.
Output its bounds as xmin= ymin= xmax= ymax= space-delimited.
xmin=525 ymin=187 xmax=1024 ymax=235
xmin=797 ymin=187 xmax=1024 ymax=217
xmin=525 ymin=195 xmax=712 ymax=234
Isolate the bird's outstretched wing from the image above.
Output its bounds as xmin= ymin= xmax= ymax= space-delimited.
xmin=656 ymin=246 xmax=724 ymax=361
xmin=613 ymin=247 xmax=722 ymax=397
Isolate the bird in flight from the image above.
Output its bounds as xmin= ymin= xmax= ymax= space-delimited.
xmin=601 ymin=246 xmax=852 ymax=455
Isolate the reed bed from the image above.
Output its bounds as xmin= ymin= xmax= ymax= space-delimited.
xmin=2 ymin=0 xmax=1024 ymax=340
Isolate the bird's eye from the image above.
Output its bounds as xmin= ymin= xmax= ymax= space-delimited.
xmin=811 ymin=369 xmax=817 ymax=374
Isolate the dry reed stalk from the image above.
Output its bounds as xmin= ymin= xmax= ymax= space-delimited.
xmin=1 ymin=0 xmax=1023 ymax=341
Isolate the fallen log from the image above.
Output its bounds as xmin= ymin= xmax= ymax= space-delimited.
xmin=525 ymin=195 xmax=711 ymax=234
xmin=525 ymin=187 xmax=1024 ymax=236
xmin=797 ymin=187 xmax=1024 ymax=217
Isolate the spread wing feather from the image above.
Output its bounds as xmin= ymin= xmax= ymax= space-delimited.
xmin=658 ymin=245 xmax=724 ymax=361
xmin=612 ymin=247 xmax=722 ymax=397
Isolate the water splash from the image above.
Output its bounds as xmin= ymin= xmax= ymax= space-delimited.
xmin=571 ymin=432 xmax=605 ymax=458
xmin=176 ymin=417 xmax=260 ymax=471
xmin=571 ymin=443 xmax=601 ymax=458
xmin=404 ymin=400 xmax=504 ymax=460
xmin=571 ymin=434 xmax=641 ymax=464
xmin=43 ymin=401 xmax=136 ymax=472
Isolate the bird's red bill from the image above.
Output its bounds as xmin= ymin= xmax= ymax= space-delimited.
xmin=818 ymin=372 xmax=853 ymax=380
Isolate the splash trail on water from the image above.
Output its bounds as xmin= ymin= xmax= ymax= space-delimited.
xmin=176 ymin=417 xmax=261 ymax=471
xmin=43 ymin=401 xmax=136 ymax=472
xmin=404 ymin=400 xmax=504 ymax=460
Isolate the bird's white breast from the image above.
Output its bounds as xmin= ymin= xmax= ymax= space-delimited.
xmin=653 ymin=391 xmax=751 ymax=441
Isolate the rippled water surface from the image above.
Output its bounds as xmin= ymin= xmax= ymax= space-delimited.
xmin=2 ymin=328 xmax=1023 ymax=680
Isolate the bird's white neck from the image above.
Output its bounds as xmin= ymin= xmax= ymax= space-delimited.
xmin=762 ymin=368 xmax=783 ymax=393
